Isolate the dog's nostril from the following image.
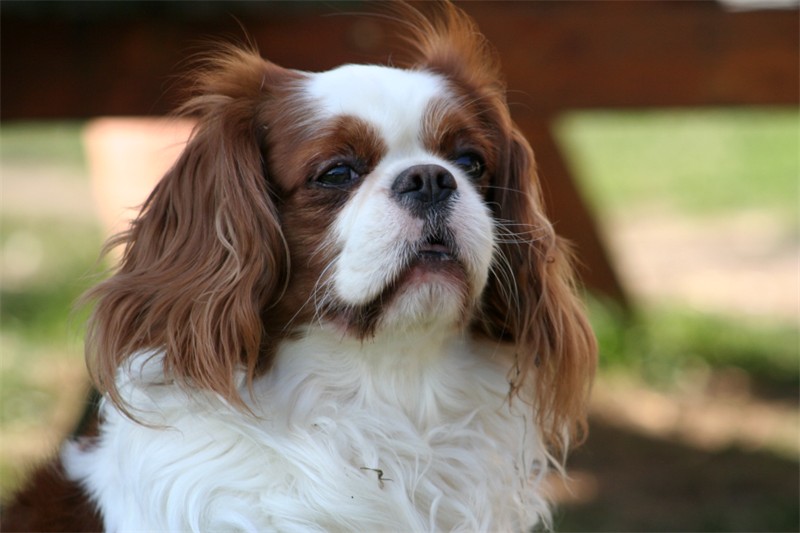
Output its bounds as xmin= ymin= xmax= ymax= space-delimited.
xmin=392 ymin=164 xmax=457 ymax=210
xmin=436 ymin=172 xmax=456 ymax=194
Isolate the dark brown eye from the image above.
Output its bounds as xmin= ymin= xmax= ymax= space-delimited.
xmin=316 ymin=163 xmax=360 ymax=188
xmin=453 ymin=153 xmax=485 ymax=181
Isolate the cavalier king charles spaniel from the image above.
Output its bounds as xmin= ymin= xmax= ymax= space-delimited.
xmin=6 ymin=3 xmax=595 ymax=531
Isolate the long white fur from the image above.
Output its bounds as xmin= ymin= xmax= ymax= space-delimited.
xmin=63 ymin=64 xmax=552 ymax=531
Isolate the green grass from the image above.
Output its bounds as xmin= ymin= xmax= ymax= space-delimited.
xmin=0 ymin=214 xmax=102 ymax=440
xmin=557 ymin=108 xmax=799 ymax=220
xmin=1 ymin=217 xmax=103 ymax=339
xmin=0 ymin=121 xmax=87 ymax=169
xmin=590 ymin=298 xmax=799 ymax=394
xmin=1 ymin=122 xmax=102 ymax=338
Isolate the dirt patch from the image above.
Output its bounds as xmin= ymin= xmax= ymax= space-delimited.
xmin=607 ymin=209 xmax=798 ymax=322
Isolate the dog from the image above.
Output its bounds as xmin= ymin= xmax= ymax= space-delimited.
xmin=4 ymin=3 xmax=596 ymax=531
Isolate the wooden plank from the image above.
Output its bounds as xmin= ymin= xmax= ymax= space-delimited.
xmin=464 ymin=1 xmax=799 ymax=110
xmin=2 ymin=1 xmax=796 ymax=119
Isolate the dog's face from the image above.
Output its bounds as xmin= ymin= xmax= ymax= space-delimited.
xmin=269 ymin=65 xmax=496 ymax=336
xmin=87 ymin=4 xmax=596 ymax=452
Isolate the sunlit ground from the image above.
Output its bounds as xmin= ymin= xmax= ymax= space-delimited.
xmin=1 ymin=109 xmax=798 ymax=531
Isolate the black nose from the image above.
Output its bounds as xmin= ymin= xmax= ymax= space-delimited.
xmin=391 ymin=164 xmax=457 ymax=215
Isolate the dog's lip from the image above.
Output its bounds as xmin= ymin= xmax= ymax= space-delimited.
xmin=417 ymin=236 xmax=454 ymax=260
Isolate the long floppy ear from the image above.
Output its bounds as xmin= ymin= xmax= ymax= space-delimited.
xmin=84 ymin=46 xmax=297 ymax=414
xmin=486 ymin=128 xmax=597 ymax=454
xmin=399 ymin=2 xmax=597 ymax=453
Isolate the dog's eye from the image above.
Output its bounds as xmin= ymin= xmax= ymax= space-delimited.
xmin=316 ymin=164 xmax=360 ymax=188
xmin=453 ymin=153 xmax=485 ymax=181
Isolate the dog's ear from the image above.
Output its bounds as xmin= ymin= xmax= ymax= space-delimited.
xmin=85 ymin=47 xmax=299 ymax=414
xmin=395 ymin=2 xmax=505 ymax=101
xmin=483 ymin=128 xmax=597 ymax=454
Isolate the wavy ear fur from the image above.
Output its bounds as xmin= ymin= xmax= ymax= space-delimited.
xmin=402 ymin=2 xmax=597 ymax=452
xmin=492 ymin=130 xmax=597 ymax=454
xmin=85 ymin=47 xmax=296 ymax=414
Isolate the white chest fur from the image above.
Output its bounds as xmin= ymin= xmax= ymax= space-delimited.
xmin=64 ymin=328 xmax=549 ymax=531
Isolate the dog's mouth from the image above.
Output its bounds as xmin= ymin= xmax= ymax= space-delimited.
xmin=416 ymin=232 xmax=456 ymax=262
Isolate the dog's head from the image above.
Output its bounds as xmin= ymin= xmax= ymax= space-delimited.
xmin=86 ymin=3 xmax=596 ymax=451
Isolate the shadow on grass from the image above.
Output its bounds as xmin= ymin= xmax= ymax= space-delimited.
xmin=554 ymin=417 xmax=800 ymax=532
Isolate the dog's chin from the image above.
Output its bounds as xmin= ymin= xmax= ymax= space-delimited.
xmin=382 ymin=255 xmax=471 ymax=328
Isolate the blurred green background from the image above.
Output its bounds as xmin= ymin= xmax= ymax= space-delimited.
xmin=1 ymin=109 xmax=798 ymax=531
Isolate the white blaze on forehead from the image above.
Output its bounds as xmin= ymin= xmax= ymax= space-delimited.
xmin=305 ymin=64 xmax=448 ymax=150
